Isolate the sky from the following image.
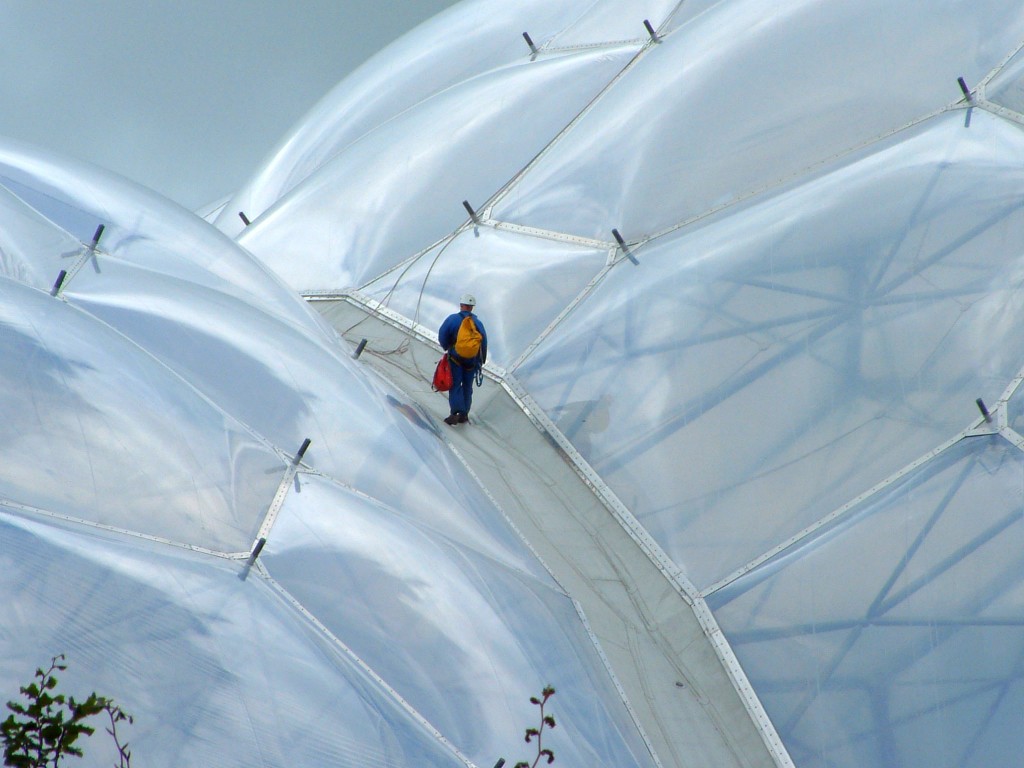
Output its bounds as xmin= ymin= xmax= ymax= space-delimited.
xmin=0 ymin=0 xmax=459 ymax=212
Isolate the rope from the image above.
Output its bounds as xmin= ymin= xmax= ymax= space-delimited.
xmin=338 ymin=228 xmax=463 ymax=388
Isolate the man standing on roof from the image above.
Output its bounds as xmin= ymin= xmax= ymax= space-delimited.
xmin=438 ymin=293 xmax=487 ymax=426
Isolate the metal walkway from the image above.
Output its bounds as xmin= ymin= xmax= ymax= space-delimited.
xmin=313 ymin=294 xmax=786 ymax=768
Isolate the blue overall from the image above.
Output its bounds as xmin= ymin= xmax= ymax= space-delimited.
xmin=438 ymin=310 xmax=487 ymax=417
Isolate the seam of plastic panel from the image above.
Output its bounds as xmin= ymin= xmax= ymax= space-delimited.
xmin=540 ymin=38 xmax=650 ymax=54
xmin=661 ymin=0 xmax=689 ymax=32
xmin=690 ymin=600 xmax=793 ymax=766
xmin=0 ymin=496 xmax=239 ymax=559
xmin=250 ymin=38 xmax=642 ymax=222
xmin=542 ymin=0 xmax=604 ymax=51
xmin=349 ymin=230 xmax=463 ymax=303
xmin=968 ymin=98 xmax=1024 ymax=129
xmin=251 ymin=454 xmax=309 ymax=551
xmin=977 ymin=36 xmax=1024 ymax=90
xmin=0 ymin=181 xmax=329 ymax=344
xmin=451 ymin=214 xmax=651 ymax=256
xmin=373 ymin=102 xmax=970 ymax=377
xmin=993 ymin=363 xmax=1024 ymax=442
xmin=487 ymin=105 xmax=961 ymax=265
xmin=542 ymin=1 xmax=680 ymax=56
xmin=480 ymin=41 xmax=651 ymax=222
xmin=0 ymin=181 xmax=88 ymax=246
xmin=425 ymin=109 xmax=966 ymax=383
xmin=701 ymin=423 xmax=985 ymax=599
xmin=997 ymin=366 xmax=1024 ymax=417
xmin=33 ymin=296 xmax=315 ymax=556
xmin=54 ymin=293 xmax=297 ymax=463
xmin=636 ymin=104 xmax=956 ymax=251
xmin=257 ymin=572 xmax=479 ymax=768
xmin=47 ymin=241 xmax=99 ymax=292
xmin=998 ymin=427 xmax=1024 ymax=452
xmin=300 ymin=461 xmax=573 ymax=609
xmin=487 ymin=219 xmax=612 ymax=249
xmin=339 ymin=27 xmax=651 ymax=321
xmin=570 ymin=597 xmax=666 ymax=768
xmin=532 ymin=6 xmax=686 ymax=63
xmin=509 ymin=259 xmax=614 ymax=373
xmin=324 ymin=291 xmax=796 ymax=768
xmin=333 ymin=33 xmax=647 ymax=312
xmin=480 ymin=26 xmax=955 ymax=255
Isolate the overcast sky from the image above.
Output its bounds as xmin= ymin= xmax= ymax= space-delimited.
xmin=0 ymin=1 xmax=458 ymax=211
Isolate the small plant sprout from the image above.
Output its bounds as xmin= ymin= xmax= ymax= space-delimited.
xmin=103 ymin=703 xmax=133 ymax=768
xmin=514 ymin=685 xmax=556 ymax=768
xmin=1 ymin=655 xmax=133 ymax=768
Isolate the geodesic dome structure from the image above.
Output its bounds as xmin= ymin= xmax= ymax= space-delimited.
xmin=0 ymin=137 xmax=655 ymax=768
xmin=210 ymin=1 xmax=1024 ymax=767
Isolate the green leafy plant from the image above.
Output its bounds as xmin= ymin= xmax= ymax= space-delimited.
xmin=514 ymin=685 xmax=556 ymax=768
xmin=1 ymin=655 xmax=132 ymax=768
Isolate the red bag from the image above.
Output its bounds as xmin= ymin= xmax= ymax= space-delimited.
xmin=432 ymin=355 xmax=453 ymax=392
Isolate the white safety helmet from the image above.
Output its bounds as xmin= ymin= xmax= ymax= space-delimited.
xmin=460 ymin=293 xmax=476 ymax=307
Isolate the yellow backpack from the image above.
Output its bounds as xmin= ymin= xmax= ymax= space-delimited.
xmin=454 ymin=315 xmax=483 ymax=359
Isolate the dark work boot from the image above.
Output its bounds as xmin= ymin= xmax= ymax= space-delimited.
xmin=444 ymin=413 xmax=460 ymax=426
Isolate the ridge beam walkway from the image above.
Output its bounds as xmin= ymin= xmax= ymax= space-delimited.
xmin=313 ymin=295 xmax=783 ymax=768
